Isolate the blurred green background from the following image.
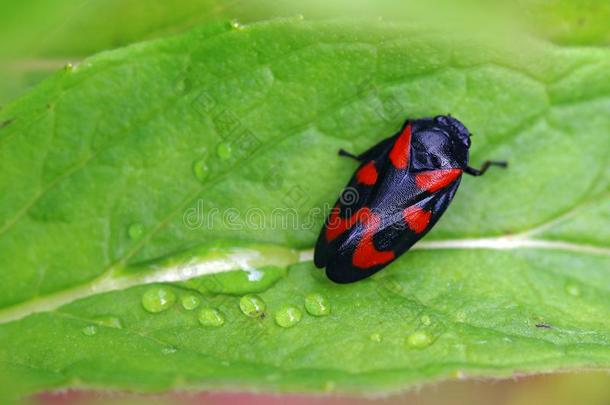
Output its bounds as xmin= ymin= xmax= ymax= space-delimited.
xmin=33 ymin=372 xmax=610 ymax=404
xmin=1 ymin=0 xmax=609 ymax=105
xmin=1 ymin=1 xmax=608 ymax=403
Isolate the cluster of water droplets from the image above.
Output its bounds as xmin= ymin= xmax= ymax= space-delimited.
xmin=75 ymin=282 xmax=448 ymax=360
xmin=134 ymin=283 xmax=332 ymax=332
xmin=82 ymin=241 xmax=464 ymax=354
xmin=80 ymin=272 xmax=440 ymax=353
xmin=188 ymin=144 xmax=235 ymax=185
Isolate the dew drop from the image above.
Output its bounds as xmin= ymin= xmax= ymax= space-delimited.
xmin=230 ymin=19 xmax=243 ymax=30
xmin=192 ymin=158 xmax=209 ymax=182
xmin=566 ymin=284 xmax=581 ymax=297
xmin=275 ymin=306 xmax=302 ymax=328
xmin=64 ymin=63 xmax=74 ymax=71
xmin=304 ymin=293 xmax=330 ymax=316
xmin=128 ymin=223 xmax=144 ymax=240
xmin=407 ymin=331 xmax=432 ymax=348
xmin=369 ymin=333 xmax=382 ymax=342
xmin=246 ymin=268 xmax=263 ymax=282
xmin=162 ymin=345 xmax=177 ymax=355
xmin=198 ymin=307 xmax=225 ymax=327
xmin=239 ymin=294 xmax=266 ymax=318
xmin=216 ymin=142 xmax=232 ymax=160
xmin=95 ymin=316 xmax=122 ymax=329
xmin=181 ymin=294 xmax=201 ymax=311
xmin=420 ymin=314 xmax=432 ymax=326
xmin=82 ymin=325 xmax=98 ymax=336
xmin=142 ymin=287 xmax=176 ymax=313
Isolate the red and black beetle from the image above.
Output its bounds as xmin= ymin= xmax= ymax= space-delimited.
xmin=314 ymin=116 xmax=507 ymax=283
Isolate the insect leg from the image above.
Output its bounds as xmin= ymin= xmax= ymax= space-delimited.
xmin=465 ymin=160 xmax=508 ymax=176
xmin=338 ymin=149 xmax=361 ymax=161
xmin=338 ymin=136 xmax=396 ymax=163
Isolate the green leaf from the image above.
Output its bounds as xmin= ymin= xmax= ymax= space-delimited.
xmin=0 ymin=19 xmax=608 ymax=398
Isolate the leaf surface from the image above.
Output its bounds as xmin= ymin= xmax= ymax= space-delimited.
xmin=0 ymin=19 xmax=608 ymax=397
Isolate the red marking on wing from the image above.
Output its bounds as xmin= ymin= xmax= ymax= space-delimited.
xmin=415 ymin=169 xmax=462 ymax=192
xmin=403 ymin=206 xmax=432 ymax=234
xmin=325 ymin=205 xmax=370 ymax=242
xmin=389 ymin=123 xmax=412 ymax=169
xmin=352 ymin=211 xmax=395 ymax=269
xmin=356 ymin=161 xmax=378 ymax=186
xmin=325 ymin=205 xmax=356 ymax=242
xmin=324 ymin=205 xmax=395 ymax=269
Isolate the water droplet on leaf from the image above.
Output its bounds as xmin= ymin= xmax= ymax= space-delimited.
xmin=142 ymin=287 xmax=176 ymax=313
xmin=162 ymin=346 xmax=177 ymax=355
xmin=190 ymin=266 xmax=285 ymax=296
xmin=275 ymin=306 xmax=302 ymax=328
xmin=181 ymin=295 xmax=201 ymax=311
xmin=407 ymin=331 xmax=432 ymax=348
xmin=239 ymin=294 xmax=266 ymax=318
xmin=198 ymin=308 xmax=225 ymax=327
xmin=216 ymin=142 xmax=232 ymax=160
xmin=246 ymin=268 xmax=263 ymax=282
xmin=82 ymin=325 xmax=98 ymax=336
xmin=128 ymin=223 xmax=144 ymax=240
xmin=230 ymin=20 xmax=243 ymax=30
xmin=304 ymin=293 xmax=330 ymax=316
xmin=192 ymin=159 xmax=209 ymax=182
xmin=95 ymin=316 xmax=122 ymax=329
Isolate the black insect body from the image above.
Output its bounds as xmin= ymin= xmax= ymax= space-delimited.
xmin=314 ymin=116 xmax=507 ymax=283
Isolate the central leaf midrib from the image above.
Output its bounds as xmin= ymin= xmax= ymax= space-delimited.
xmin=0 ymin=230 xmax=607 ymax=326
